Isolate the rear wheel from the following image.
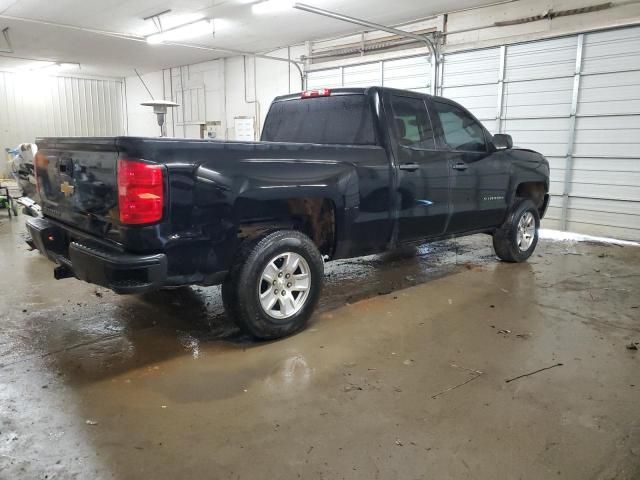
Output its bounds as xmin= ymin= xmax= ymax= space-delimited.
xmin=222 ymin=230 xmax=324 ymax=340
xmin=493 ymin=199 xmax=540 ymax=262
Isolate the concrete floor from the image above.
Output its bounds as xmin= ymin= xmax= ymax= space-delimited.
xmin=0 ymin=214 xmax=639 ymax=480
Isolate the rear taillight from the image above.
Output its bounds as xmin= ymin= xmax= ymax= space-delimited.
xmin=117 ymin=158 xmax=164 ymax=225
xmin=301 ymin=88 xmax=331 ymax=98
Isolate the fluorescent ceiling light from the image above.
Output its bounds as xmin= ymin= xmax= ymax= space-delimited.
xmin=11 ymin=61 xmax=79 ymax=73
xmin=146 ymin=18 xmax=213 ymax=44
xmin=252 ymin=0 xmax=294 ymax=14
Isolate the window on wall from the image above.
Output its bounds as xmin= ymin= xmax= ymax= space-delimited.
xmin=390 ymin=95 xmax=436 ymax=149
xmin=432 ymin=101 xmax=487 ymax=152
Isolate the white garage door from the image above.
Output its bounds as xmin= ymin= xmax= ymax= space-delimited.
xmin=0 ymin=73 xmax=124 ymax=176
xmin=440 ymin=46 xmax=501 ymax=134
xmin=307 ymin=55 xmax=431 ymax=93
xmin=569 ymin=28 xmax=640 ymax=240
xmin=442 ymin=27 xmax=640 ymax=240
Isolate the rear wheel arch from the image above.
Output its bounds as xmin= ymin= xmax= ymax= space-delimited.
xmin=234 ymin=196 xmax=337 ymax=258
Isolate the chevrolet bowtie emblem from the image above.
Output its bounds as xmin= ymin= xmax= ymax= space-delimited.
xmin=60 ymin=181 xmax=75 ymax=197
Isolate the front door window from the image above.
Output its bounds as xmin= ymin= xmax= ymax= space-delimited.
xmin=432 ymin=101 xmax=487 ymax=153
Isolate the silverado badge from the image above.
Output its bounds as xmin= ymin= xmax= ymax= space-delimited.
xmin=60 ymin=181 xmax=75 ymax=197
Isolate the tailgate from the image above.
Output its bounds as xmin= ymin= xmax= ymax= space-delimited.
xmin=35 ymin=138 xmax=120 ymax=238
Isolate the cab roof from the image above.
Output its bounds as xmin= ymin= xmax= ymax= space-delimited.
xmin=273 ymin=86 xmax=437 ymax=103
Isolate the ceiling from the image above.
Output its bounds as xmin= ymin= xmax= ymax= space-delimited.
xmin=0 ymin=0 xmax=498 ymax=77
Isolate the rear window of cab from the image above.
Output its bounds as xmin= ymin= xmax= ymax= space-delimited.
xmin=261 ymin=94 xmax=377 ymax=145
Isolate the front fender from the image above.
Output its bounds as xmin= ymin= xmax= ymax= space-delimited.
xmin=506 ymin=150 xmax=550 ymax=207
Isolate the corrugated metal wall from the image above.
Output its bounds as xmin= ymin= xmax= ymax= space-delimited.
xmin=568 ymin=28 xmax=640 ymax=240
xmin=306 ymin=25 xmax=640 ymax=241
xmin=0 ymin=72 xmax=124 ymax=177
xmin=442 ymin=27 xmax=640 ymax=240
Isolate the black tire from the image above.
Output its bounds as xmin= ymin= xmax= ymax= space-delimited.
xmin=222 ymin=230 xmax=324 ymax=340
xmin=493 ymin=199 xmax=540 ymax=263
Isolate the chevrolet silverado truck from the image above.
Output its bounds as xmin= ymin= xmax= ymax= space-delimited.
xmin=27 ymin=87 xmax=550 ymax=339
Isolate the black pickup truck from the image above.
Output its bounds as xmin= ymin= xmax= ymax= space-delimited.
xmin=27 ymin=87 xmax=549 ymax=339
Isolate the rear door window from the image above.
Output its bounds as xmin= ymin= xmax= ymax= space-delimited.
xmin=432 ymin=101 xmax=487 ymax=152
xmin=389 ymin=95 xmax=436 ymax=149
xmin=261 ymin=94 xmax=377 ymax=145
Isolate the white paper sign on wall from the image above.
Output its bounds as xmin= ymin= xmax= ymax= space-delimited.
xmin=234 ymin=117 xmax=255 ymax=141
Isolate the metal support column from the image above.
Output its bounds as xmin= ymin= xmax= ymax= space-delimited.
xmin=495 ymin=45 xmax=506 ymax=134
xmin=561 ymin=34 xmax=585 ymax=231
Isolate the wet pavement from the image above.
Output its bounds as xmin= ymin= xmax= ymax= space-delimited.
xmin=0 ymin=215 xmax=639 ymax=479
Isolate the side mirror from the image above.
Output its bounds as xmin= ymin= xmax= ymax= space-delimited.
xmin=493 ymin=133 xmax=513 ymax=150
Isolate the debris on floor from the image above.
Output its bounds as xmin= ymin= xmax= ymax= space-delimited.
xmin=343 ymin=383 xmax=363 ymax=392
xmin=431 ymin=365 xmax=484 ymax=399
xmin=505 ymin=363 xmax=564 ymax=383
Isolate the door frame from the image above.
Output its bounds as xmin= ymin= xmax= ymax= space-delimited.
xmin=381 ymin=89 xmax=452 ymax=244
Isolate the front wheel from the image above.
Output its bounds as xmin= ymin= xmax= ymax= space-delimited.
xmin=493 ymin=199 xmax=540 ymax=262
xmin=222 ymin=230 xmax=324 ymax=340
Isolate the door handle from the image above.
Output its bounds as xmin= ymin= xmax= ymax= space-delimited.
xmin=452 ymin=162 xmax=468 ymax=171
xmin=399 ymin=163 xmax=419 ymax=172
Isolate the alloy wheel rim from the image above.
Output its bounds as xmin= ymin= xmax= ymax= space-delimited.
xmin=516 ymin=211 xmax=536 ymax=251
xmin=258 ymin=252 xmax=311 ymax=320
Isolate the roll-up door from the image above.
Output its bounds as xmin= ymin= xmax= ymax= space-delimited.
xmin=0 ymin=73 xmax=124 ymax=176
xmin=440 ymin=27 xmax=640 ymax=240
xmin=306 ymin=55 xmax=430 ymax=93
xmin=568 ymin=27 xmax=640 ymax=240
xmin=501 ymin=36 xmax=578 ymax=232
xmin=439 ymin=47 xmax=501 ymax=134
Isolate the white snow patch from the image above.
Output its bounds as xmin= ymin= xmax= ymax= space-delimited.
xmin=539 ymin=229 xmax=639 ymax=247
